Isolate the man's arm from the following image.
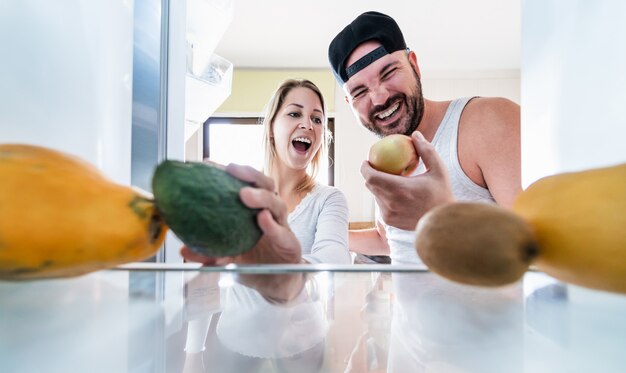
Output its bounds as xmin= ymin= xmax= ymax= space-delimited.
xmin=348 ymin=220 xmax=390 ymax=256
xmin=459 ymin=97 xmax=522 ymax=208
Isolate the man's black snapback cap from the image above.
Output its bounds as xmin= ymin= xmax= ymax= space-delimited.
xmin=328 ymin=11 xmax=407 ymax=84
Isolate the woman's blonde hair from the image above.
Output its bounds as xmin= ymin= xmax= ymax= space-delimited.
xmin=261 ymin=79 xmax=332 ymax=195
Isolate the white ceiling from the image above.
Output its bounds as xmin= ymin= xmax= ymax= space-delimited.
xmin=214 ymin=0 xmax=520 ymax=72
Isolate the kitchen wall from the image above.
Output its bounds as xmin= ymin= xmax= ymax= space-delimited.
xmin=216 ymin=68 xmax=520 ymax=222
xmin=216 ymin=69 xmax=336 ymax=114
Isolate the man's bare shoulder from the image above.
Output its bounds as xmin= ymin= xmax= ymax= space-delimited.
xmin=455 ymin=96 xmax=521 ymax=204
xmin=461 ymin=97 xmax=520 ymax=131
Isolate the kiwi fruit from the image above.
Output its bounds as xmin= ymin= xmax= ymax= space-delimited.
xmin=415 ymin=202 xmax=539 ymax=286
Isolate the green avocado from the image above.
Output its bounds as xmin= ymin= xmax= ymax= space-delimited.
xmin=151 ymin=160 xmax=262 ymax=257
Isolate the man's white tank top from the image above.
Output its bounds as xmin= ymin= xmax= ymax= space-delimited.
xmin=377 ymin=97 xmax=496 ymax=265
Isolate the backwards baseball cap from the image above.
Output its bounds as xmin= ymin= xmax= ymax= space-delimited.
xmin=328 ymin=11 xmax=407 ymax=84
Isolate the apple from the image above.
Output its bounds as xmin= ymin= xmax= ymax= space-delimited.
xmin=368 ymin=134 xmax=419 ymax=176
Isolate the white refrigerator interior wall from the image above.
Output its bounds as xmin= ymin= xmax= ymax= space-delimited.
xmin=521 ymin=0 xmax=626 ymax=187
xmin=0 ymin=1 xmax=134 ymax=185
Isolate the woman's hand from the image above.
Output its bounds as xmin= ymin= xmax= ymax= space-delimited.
xmin=181 ymin=163 xmax=302 ymax=265
xmin=180 ymin=163 xmax=305 ymax=302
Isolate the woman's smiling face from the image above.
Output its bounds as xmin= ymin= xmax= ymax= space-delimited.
xmin=271 ymin=86 xmax=325 ymax=170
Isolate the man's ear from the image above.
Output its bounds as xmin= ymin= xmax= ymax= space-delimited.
xmin=408 ymin=50 xmax=421 ymax=78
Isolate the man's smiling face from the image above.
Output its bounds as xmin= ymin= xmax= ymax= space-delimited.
xmin=343 ymin=41 xmax=424 ymax=138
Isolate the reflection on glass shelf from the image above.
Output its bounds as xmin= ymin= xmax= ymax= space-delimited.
xmin=1 ymin=269 xmax=625 ymax=373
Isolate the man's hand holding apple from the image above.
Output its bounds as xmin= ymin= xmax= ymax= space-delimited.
xmin=362 ymin=131 xmax=454 ymax=231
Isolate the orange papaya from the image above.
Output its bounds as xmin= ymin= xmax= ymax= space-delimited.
xmin=0 ymin=144 xmax=168 ymax=279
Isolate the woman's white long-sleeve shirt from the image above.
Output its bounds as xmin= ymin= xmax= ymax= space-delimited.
xmin=288 ymin=183 xmax=351 ymax=264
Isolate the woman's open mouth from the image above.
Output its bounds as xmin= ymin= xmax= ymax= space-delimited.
xmin=292 ymin=137 xmax=312 ymax=153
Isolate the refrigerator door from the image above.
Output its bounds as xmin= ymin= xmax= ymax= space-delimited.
xmin=131 ymin=0 xmax=168 ymax=193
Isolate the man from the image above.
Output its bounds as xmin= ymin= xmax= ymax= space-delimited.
xmin=328 ymin=11 xmax=521 ymax=265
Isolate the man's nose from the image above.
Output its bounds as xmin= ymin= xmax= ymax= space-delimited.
xmin=369 ymin=85 xmax=390 ymax=106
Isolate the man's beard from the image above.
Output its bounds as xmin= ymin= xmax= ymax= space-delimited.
xmin=360 ymin=69 xmax=425 ymax=138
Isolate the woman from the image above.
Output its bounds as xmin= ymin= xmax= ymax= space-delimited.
xmin=180 ymin=80 xmax=350 ymax=365
xmin=261 ymin=78 xmax=350 ymax=264
xmin=182 ymin=79 xmax=351 ymax=269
